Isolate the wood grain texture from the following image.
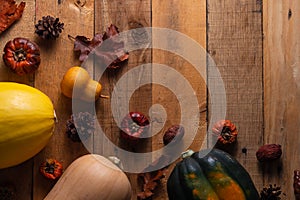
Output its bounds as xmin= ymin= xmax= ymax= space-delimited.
xmin=152 ymin=0 xmax=206 ymax=199
xmin=264 ymin=0 xmax=300 ymax=198
xmin=1 ymin=0 xmax=299 ymax=199
xmin=32 ymin=0 xmax=94 ymax=199
xmin=0 ymin=0 xmax=36 ymax=199
xmin=94 ymin=1 xmax=152 ymax=199
xmin=207 ymin=0 xmax=264 ymax=191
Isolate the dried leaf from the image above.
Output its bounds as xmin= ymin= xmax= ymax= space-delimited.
xmin=0 ymin=0 xmax=25 ymax=34
xmin=103 ymin=24 xmax=119 ymax=39
xmin=137 ymin=189 xmax=153 ymax=200
xmin=137 ymin=169 xmax=168 ymax=200
xmin=69 ymin=24 xmax=129 ymax=69
xmin=137 ymin=155 xmax=171 ymax=200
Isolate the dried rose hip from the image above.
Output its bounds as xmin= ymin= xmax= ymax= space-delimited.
xmin=3 ymin=37 xmax=41 ymax=75
xmin=120 ymin=112 xmax=150 ymax=141
xmin=163 ymin=125 xmax=185 ymax=145
xmin=256 ymin=144 xmax=282 ymax=162
xmin=40 ymin=158 xmax=63 ymax=180
xmin=212 ymin=120 xmax=238 ymax=145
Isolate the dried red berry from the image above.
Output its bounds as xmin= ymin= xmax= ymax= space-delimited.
xmin=40 ymin=158 xmax=63 ymax=180
xmin=3 ymin=37 xmax=41 ymax=75
xmin=212 ymin=120 xmax=238 ymax=145
xmin=163 ymin=125 xmax=184 ymax=145
xmin=120 ymin=112 xmax=150 ymax=141
xmin=256 ymin=144 xmax=282 ymax=162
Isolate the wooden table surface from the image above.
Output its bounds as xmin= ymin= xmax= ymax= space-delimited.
xmin=0 ymin=0 xmax=299 ymax=199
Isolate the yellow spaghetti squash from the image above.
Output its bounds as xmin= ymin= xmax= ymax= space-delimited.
xmin=0 ymin=82 xmax=56 ymax=169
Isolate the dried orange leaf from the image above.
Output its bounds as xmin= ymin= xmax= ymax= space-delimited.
xmin=0 ymin=0 xmax=25 ymax=34
xmin=137 ymin=155 xmax=171 ymax=200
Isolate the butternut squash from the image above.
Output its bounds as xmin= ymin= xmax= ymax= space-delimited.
xmin=60 ymin=66 xmax=104 ymax=102
xmin=44 ymin=154 xmax=132 ymax=200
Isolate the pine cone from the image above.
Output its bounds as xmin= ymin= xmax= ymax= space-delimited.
xmin=259 ymin=184 xmax=282 ymax=200
xmin=294 ymin=170 xmax=300 ymax=199
xmin=66 ymin=112 xmax=95 ymax=142
xmin=35 ymin=15 xmax=64 ymax=39
xmin=0 ymin=184 xmax=15 ymax=200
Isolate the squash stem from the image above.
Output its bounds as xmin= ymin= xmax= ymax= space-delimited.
xmin=53 ymin=110 xmax=58 ymax=123
xmin=181 ymin=150 xmax=194 ymax=159
xmin=100 ymin=94 xmax=110 ymax=99
xmin=108 ymin=156 xmax=124 ymax=170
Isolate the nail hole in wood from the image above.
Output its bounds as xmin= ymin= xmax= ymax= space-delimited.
xmin=288 ymin=9 xmax=292 ymax=20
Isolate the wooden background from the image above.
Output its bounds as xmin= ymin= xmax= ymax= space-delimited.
xmin=0 ymin=0 xmax=299 ymax=199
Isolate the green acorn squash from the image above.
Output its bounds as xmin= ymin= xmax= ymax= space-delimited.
xmin=0 ymin=82 xmax=56 ymax=169
xmin=167 ymin=149 xmax=259 ymax=200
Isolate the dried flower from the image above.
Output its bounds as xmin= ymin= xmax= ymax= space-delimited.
xmin=3 ymin=37 xmax=40 ymax=75
xmin=40 ymin=158 xmax=63 ymax=180
xmin=212 ymin=120 xmax=238 ymax=145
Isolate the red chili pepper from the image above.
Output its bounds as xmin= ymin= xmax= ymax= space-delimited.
xmin=212 ymin=120 xmax=238 ymax=145
xmin=120 ymin=112 xmax=150 ymax=141
xmin=40 ymin=158 xmax=63 ymax=180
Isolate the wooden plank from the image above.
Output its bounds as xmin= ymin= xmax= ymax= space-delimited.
xmin=263 ymin=0 xmax=300 ymax=198
xmin=0 ymin=0 xmax=36 ymax=199
xmin=3 ymin=1 xmax=297 ymax=199
xmin=94 ymin=1 xmax=152 ymax=199
xmin=207 ymin=0 xmax=264 ymax=190
xmin=152 ymin=0 xmax=206 ymax=199
xmin=32 ymin=0 xmax=94 ymax=199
